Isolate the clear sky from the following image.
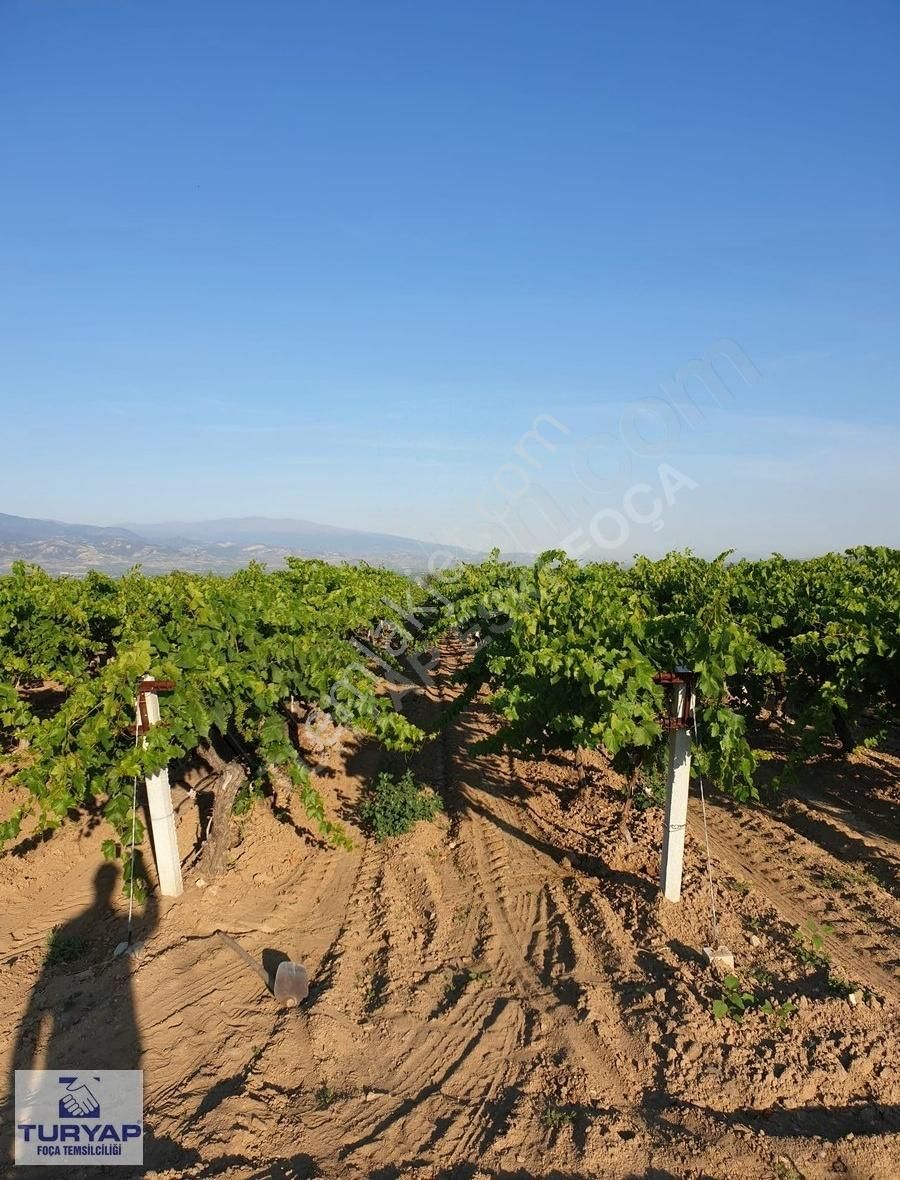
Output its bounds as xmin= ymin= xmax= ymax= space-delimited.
xmin=1 ymin=0 xmax=898 ymax=558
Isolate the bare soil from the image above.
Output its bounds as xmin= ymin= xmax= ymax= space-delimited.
xmin=1 ymin=647 xmax=898 ymax=1179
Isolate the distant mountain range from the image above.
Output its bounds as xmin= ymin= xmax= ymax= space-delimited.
xmin=0 ymin=513 xmax=477 ymax=575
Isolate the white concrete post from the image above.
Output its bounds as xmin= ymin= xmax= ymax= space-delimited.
xmin=660 ymin=681 xmax=693 ymax=903
xmin=140 ymin=678 xmax=183 ymax=897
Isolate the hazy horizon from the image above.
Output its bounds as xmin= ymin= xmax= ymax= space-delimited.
xmin=2 ymin=505 xmax=896 ymax=566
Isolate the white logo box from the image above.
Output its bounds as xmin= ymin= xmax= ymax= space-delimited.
xmin=15 ymin=1070 xmax=143 ymax=1167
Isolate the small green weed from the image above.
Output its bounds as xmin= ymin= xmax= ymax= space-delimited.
xmin=444 ymin=965 xmax=491 ymax=997
xmin=45 ymin=928 xmax=87 ymax=965
xmin=711 ymin=974 xmax=756 ymax=1022
xmin=840 ymin=866 xmax=878 ymax=890
xmin=359 ymin=770 xmax=442 ymax=841
xmin=465 ymin=967 xmax=491 ymax=986
xmin=815 ymin=864 xmax=878 ymax=892
xmin=315 ymin=1084 xmax=339 ymax=1109
xmin=726 ymin=876 xmax=752 ymax=896
xmin=759 ymin=998 xmax=797 ymax=1028
xmin=542 ymin=1104 xmax=576 ymax=1129
xmin=826 ymin=973 xmax=858 ymax=998
xmin=633 ymin=776 xmax=666 ymax=811
xmin=774 ymin=1158 xmax=803 ymax=1180
xmin=712 ymin=975 xmax=795 ymax=1027
xmin=793 ymin=920 xmax=832 ymax=969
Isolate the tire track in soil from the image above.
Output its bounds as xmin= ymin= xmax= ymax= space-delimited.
xmin=324 ymin=661 xmax=555 ymax=1171
xmin=302 ymin=840 xmax=402 ymax=1036
xmin=778 ymin=791 xmax=900 ymax=902
xmin=0 ymin=832 xmax=115 ymax=962
xmin=430 ymin=650 xmax=867 ymax=1177
xmin=323 ymin=741 xmax=521 ymax=1165
xmin=325 ymin=983 xmax=511 ymax=1162
xmin=695 ymin=799 xmax=900 ymax=1001
xmin=459 ymin=770 xmax=647 ymax=1105
xmin=283 ymin=693 xmax=514 ymax=1170
xmin=338 ymin=990 xmax=524 ymax=1167
xmin=788 ymin=788 xmax=900 ymax=861
xmin=144 ymin=843 xmax=362 ymax=1141
xmin=434 ymin=646 xmax=651 ymax=1147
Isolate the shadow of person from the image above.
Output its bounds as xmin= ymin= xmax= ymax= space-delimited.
xmin=2 ymin=859 xmax=159 ymax=1169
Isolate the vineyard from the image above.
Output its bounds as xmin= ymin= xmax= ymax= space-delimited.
xmin=1 ymin=548 xmax=899 ymax=1177
xmin=0 ymin=559 xmax=428 ymax=856
xmin=2 ymin=547 xmax=897 ymax=856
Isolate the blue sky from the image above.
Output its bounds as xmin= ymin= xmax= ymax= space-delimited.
xmin=1 ymin=0 xmax=898 ymax=557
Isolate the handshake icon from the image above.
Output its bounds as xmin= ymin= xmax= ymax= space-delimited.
xmin=58 ymin=1077 xmax=101 ymax=1119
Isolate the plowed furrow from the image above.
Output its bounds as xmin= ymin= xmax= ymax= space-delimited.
xmin=699 ymin=804 xmax=900 ymax=1000
xmin=463 ymin=793 xmax=629 ymax=1109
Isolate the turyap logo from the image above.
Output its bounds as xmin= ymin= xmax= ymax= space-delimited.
xmin=58 ymin=1076 xmax=102 ymax=1119
xmin=14 ymin=1069 xmax=143 ymax=1167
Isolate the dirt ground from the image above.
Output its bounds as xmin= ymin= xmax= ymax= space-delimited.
xmin=1 ymin=648 xmax=898 ymax=1179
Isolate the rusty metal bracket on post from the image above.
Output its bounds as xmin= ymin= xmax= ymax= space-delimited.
xmin=135 ymin=679 xmax=175 ymax=737
xmin=653 ymin=669 xmax=697 ymax=730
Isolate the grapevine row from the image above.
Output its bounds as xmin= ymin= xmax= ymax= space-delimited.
xmin=1 ymin=547 xmax=897 ymax=862
xmin=0 ymin=560 xmax=426 ymax=850
xmin=421 ymin=546 xmax=900 ymax=800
